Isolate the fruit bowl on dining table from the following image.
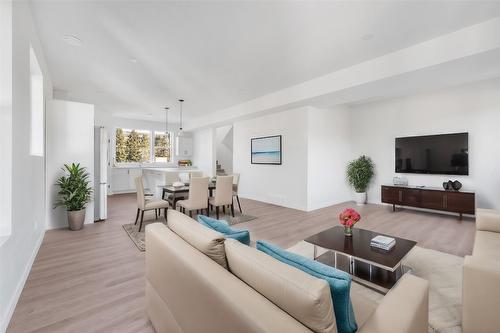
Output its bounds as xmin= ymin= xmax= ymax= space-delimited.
xmin=172 ymin=181 xmax=185 ymax=188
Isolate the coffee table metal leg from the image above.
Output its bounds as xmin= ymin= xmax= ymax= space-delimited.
xmin=313 ymin=245 xmax=317 ymax=259
xmin=334 ymin=251 xmax=337 ymax=268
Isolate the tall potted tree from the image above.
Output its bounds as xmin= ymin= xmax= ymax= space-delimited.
xmin=54 ymin=163 xmax=93 ymax=230
xmin=346 ymin=155 xmax=374 ymax=205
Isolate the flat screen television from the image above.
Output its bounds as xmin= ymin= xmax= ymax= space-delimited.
xmin=395 ymin=133 xmax=469 ymax=175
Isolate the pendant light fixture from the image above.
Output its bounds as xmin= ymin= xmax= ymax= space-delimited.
xmin=164 ymin=106 xmax=169 ymax=134
xmin=178 ymin=99 xmax=184 ymax=137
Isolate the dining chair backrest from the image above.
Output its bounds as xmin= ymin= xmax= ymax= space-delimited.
xmin=135 ymin=176 xmax=146 ymax=210
xmin=214 ymin=175 xmax=233 ymax=206
xmin=189 ymin=171 xmax=204 ymax=179
xmin=232 ymin=173 xmax=240 ymax=193
xmin=188 ymin=177 xmax=210 ymax=208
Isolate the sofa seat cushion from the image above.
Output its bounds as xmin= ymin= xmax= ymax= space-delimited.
xmin=167 ymin=210 xmax=228 ymax=269
xmin=350 ymin=292 xmax=377 ymax=328
xmin=225 ymin=239 xmax=336 ymax=333
xmin=198 ymin=215 xmax=251 ymax=246
xmin=257 ymin=240 xmax=357 ymax=333
xmin=473 ymin=230 xmax=500 ymax=258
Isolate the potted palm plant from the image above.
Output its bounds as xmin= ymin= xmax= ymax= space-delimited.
xmin=346 ymin=155 xmax=374 ymax=205
xmin=54 ymin=163 xmax=93 ymax=230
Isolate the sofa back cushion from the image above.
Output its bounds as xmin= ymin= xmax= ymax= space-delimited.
xmin=198 ymin=215 xmax=251 ymax=245
xmin=167 ymin=210 xmax=228 ymax=269
xmin=225 ymin=239 xmax=336 ymax=333
xmin=257 ymin=240 xmax=357 ymax=333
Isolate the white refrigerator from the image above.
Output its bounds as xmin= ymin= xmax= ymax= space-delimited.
xmin=94 ymin=126 xmax=108 ymax=221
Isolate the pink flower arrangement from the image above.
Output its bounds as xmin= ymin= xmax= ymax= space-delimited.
xmin=339 ymin=208 xmax=361 ymax=228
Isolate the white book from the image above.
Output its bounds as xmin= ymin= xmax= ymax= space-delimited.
xmin=371 ymin=242 xmax=395 ymax=251
xmin=371 ymin=235 xmax=396 ymax=246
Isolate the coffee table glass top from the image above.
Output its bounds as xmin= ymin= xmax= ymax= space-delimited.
xmin=304 ymin=226 xmax=416 ymax=270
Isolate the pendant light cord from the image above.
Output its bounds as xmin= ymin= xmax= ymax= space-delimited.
xmin=164 ymin=107 xmax=169 ymax=134
xmin=179 ymin=99 xmax=184 ymax=131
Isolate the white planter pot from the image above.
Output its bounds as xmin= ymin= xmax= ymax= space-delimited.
xmin=67 ymin=209 xmax=86 ymax=231
xmin=354 ymin=192 xmax=367 ymax=205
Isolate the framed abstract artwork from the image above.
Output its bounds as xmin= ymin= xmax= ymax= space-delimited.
xmin=251 ymin=135 xmax=282 ymax=165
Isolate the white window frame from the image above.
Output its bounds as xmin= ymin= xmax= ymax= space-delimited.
xmin=113 ymin=128 xmax=174 ymax=166
xmin=153 ymin=130 xmax=173 ymax=164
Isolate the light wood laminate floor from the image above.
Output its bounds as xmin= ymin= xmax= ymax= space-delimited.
xmin=7 ymin=194 xmax=475 ymax=332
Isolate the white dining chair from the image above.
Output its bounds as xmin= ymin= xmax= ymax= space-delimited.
xmin=189 ymin=171 xmax=204 ymax=179
xmin=209 ymin=175 xmax=234 ymax=219
xmin=232 ymin=173 xmax=242 ymax=213
xmin=135 ymin=177 xmax=170 ymax=232
xmin=176 ymin=177 xmax=210 ymax=217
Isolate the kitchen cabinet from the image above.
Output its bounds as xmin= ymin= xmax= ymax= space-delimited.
xmin=176 ymin=137 xmax=193 ymax=157
xmin=110 ymin=168 xmax=142 ymax=193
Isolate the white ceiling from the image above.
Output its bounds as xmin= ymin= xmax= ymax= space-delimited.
xmin=31 ymin=1 xmax=500 ymax=122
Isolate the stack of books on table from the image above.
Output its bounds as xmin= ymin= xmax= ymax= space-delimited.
xmin=370 ymin=235 xmax=396 ymax=251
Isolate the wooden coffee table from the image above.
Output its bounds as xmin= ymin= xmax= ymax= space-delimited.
xmin=304 ymin=226 xmax=417 ymax=294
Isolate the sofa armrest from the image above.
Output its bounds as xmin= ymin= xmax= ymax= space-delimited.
xmin=462 ymin=256 xmax=500 ymax=333
xmin=358 ymin=274 xmax=429 ymax=333
xmin=476 ymin=208 xmax=500 ymax=233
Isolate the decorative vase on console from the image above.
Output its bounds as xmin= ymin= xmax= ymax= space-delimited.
xmin=339 ymin=208 xmax=361 ymax=237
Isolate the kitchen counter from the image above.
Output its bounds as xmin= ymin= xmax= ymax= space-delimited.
xmin=142 ymin=167 xmax=200 ymax=197
xmin=109 ymin=165 xmax=198 ymax=195
xmin=112 ymin=165 xmax=197 ymax=170
xmin=142 ymin=167 xmax=198 ymax=172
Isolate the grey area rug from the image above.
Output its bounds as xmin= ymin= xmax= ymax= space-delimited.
xmin=123 ymin=212 xmax=257 ymax=251
xmin=287 ymin=241 xmax=464 ymax=333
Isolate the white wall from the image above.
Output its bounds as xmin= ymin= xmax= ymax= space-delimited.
xmin=307 ymin=107 xmax=352 ymax=210
xmin=192 ymin=127 xmax=216 ymax=177
xmin=350 ymin=78 xmax=500 ymax=210
xmin=216 ymin=125 xmax=233 ymax=174
xmin=0 ymin=1 xmax=13 ymax=239
xmin=46 ymin=100 xmax=95 ymax=229
xmin=233 ymin=107 xmax=309 ymax=210
xmin=0 ymin=2 xmax=53 ymax=332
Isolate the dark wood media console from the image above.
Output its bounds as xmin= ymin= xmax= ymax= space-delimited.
xmin=381 ymin=185 xmax=475 ymax=219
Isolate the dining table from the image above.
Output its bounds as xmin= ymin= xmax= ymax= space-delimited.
xmin=162 ymin=181 xmax=216 ymax=209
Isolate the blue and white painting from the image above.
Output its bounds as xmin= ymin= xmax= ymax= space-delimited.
xmin=251 ymin=135 xmax=282 ymax=165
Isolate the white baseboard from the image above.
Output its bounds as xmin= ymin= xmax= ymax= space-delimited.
xmin=306 ymin=199 xmax=350 ymax=212
xmin=238 ymin=194 xmax=308 ymax=211
xmin=1 ymin=230 xmax=45 ymax=333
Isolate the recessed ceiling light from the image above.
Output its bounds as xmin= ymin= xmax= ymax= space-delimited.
xmin=130 ymin=59 xmax=138 ymax=64
xmin=62 ymin=35 xmax=83 ymax=47
xmin=361 ymin=34 xmax=374 ymax=41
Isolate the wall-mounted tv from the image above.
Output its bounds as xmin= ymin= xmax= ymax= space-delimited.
xmin=395 ymin=132 xmax=468 ymax=175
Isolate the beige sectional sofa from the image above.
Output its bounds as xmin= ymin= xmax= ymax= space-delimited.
xmin=146 ymin=210 xmax=429 ymax=333
xmin=463 ymin=208 xmax=500 ymax=333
